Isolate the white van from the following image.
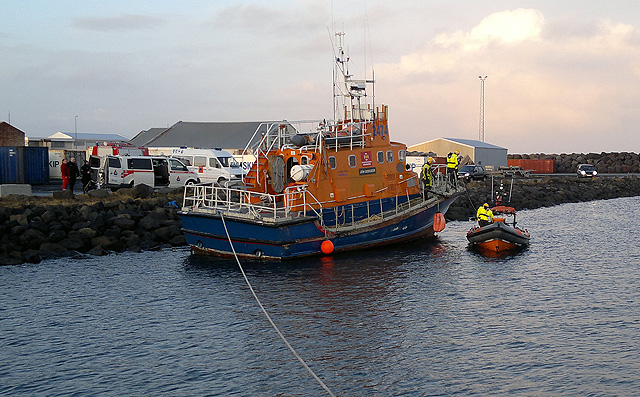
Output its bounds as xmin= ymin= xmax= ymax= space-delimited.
xmin=91 ymin=155 xmax=200 ymax=190
xmin=169 ymin=148 xmax=245 ymax=184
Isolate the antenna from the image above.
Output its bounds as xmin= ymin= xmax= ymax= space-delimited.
xmin=478 ymin=76 xmax=487 ymax=142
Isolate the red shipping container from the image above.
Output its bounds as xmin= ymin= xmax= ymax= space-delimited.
xmin=508 ymin=159 xmax=555 ymax=174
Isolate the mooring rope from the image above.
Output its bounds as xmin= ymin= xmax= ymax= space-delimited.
xmin=465 ymin=187 xmax=476 ymax=210
xmin=219 ymin=213 xmax=336 ymax=397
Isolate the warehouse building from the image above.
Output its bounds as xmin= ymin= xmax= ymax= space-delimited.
xmin=408 ymin=137 xmax=508 ymax=169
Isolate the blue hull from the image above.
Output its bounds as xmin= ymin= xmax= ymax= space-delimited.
xmin=179 ymin=196 xmax=458 ymax=259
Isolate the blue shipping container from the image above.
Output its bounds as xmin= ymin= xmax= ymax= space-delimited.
xmin=0 ymin=147 xmax=20 ymax=184
xmin=0 ymin=146 xmax=49 ymax=184
xmin=22 ymin=147 xmax=49 ymax=184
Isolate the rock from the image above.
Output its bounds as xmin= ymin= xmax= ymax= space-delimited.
xmin=91 ymin=236 xmax=112 ymax=248
xmin=0 ymin=256 xmax=23 ymax=265
xmin=22 ymin=249 xmax=42 ymax=263
xmin=87 ymin=246 xmax=108 ymax=256
xmin=72 ymin=221 xmax=92 ymax=230
xmin=116 ymin=184 xmax=154 ymax=199
xmin=88 ymin=189 xmax=111 ymax=199
xmin=169 ymin=235 xmax=187 ymax=246
xmin=52 ymin=190 xmax=74 ymax=200
xmin=154 ymin=225 xmax=178 ymax=242
xmin=9 ymin=213 xmax=29 ymax=226
xmin=113 ymin=215 xmax=136 ymax=231
xmin=78 ymin=227 xmax=97 ymax=239
xmin=19 ymin=229 xmax=47 ymax=247
xmin=59 ymin=236 xmax=87 ymax=252
xmin=139 ymin=211 xmax=167 ymax=230
xmin=39 ymin=242 xmax=69 ymax=257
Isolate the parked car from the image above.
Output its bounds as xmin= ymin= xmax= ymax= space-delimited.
xmin=458 ymin=165 xmax=487 ymax=182
xmin=577 ymin=164 xmax=597 ymax=178
xmin=169 ymin=148 xmax=245 ymax=184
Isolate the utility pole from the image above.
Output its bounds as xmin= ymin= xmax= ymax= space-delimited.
xmin=478 ymin=76 xmax=487 ymax=142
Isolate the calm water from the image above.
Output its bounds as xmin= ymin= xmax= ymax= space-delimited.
xmin=1 ymin=197 xmax=640 ymax=396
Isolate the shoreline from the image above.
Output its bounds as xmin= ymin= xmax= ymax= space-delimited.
xmin=2 ymin=176 xmax=639 ymax=265
xmin=446 ymin=175 xmax=640 ymax=221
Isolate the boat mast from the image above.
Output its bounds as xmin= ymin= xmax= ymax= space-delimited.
xmin=333 ymin=31 xmax=373 ymax=124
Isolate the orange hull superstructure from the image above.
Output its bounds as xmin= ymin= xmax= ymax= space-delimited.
xmin=244 ymin=105 xmax=421 ymax=213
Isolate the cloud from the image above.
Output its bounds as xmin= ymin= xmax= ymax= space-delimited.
xmin=469 ymin=8 xmax=544 ymax=44
xmin=373 ymin=9 xmax=640 ymax=153
xmin=73 ymin=14 xmax=161 ymax=31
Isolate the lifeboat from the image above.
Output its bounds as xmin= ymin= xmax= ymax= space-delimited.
xmin=178 ymin=33 xmax=465 ymax=259
xmin=466 ymin=206 xmax=530 ymax=253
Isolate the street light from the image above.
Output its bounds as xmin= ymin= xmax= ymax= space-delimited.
xmin=74 ymin=115 xmax=78 ymax=148
xmin=478 ymin=76 xmax=487 ymax=142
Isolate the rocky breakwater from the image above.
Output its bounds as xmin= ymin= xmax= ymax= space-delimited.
xmin=509 ymin=152 xmax=640 ymax=174
xmin=447 ymin=175 xmax=640 ymax=221
xmin=0 ymin=185 xmax=186 ymax=265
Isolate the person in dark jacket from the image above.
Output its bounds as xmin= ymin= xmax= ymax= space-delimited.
xmin=81 ymin=160 xmax=92 ymax=192
xmin=67 ymin=157 xmax=80 ymax=191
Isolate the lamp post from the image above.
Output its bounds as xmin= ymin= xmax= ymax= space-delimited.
xmin=74 ymin=116 xmax=78 ymax=149
xmin=478 ymin=76 xmax=487 ymax=142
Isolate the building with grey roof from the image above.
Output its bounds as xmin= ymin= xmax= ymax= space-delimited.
xmin=129 ymin=121 xmax=273 ymax=154
xmin=409 ymin=137 xmax=507 ymax=169
xmin=25 ymin=131 xmax=130 ymax=150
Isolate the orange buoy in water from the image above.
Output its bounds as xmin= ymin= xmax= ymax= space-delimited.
xmin=321 ymin=240 xmax=334 ymax=254
xmin=433 ymin=212 xmax=446 ymax=232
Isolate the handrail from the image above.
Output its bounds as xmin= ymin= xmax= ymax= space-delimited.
xmin=182 ymin=184 xmax=326 ymax=226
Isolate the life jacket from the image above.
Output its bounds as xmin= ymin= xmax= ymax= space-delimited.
xmin=477 ymin=206 xmax=493 ymax=221
xmin=447 ymin=153 xmax=459 ymax=169
xmin=421 ymin=162 xmax=433 ymax=182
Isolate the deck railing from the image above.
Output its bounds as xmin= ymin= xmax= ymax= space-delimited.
xmin=182 ymin=184 xmax=325 ymax=223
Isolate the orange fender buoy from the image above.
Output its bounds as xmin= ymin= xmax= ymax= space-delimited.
xmin=321 ymin=240 xmax=334 ymax=254
xmin=433 ymin=212 xmax=446 ymax=232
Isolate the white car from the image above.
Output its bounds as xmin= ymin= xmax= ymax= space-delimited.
xmin=577 ymin=164 xmax=597 ymax=178
xmin=91 ymin=155 xmax=200 ymax=190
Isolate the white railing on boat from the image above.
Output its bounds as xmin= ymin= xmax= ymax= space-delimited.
xmin=182 ymin=184 xmax=325 ymax=222
xmin=181 ymin=172 xmax=458 ymax=234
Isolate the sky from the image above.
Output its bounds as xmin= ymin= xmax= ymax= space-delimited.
xmin=1 ymin=0 xmax=640 ymax=154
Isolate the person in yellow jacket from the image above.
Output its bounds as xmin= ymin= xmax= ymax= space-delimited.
xmin=421 ymin=157 xmax=434 ymax=194
xmin=446 ymin=150 xmax=460 ymax=186
xmin=476 ymin=203 xmax=494 ymax=227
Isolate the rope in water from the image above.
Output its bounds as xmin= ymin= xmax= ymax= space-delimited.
xmin=219 ymin=213 xmax=336 ymax=397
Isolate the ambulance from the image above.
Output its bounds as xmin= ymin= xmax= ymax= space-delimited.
xmin=90 ymin=155 xmax=200 ymax=190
